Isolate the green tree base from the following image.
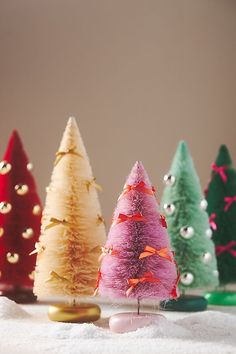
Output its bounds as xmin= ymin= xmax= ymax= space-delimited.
xmin=205 ymin=291 xmax=236 ymax=306
xmin=160 ymin=295 xmax=208 ymax=312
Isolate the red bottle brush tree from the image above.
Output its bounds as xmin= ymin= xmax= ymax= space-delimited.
xmin=0 ymin=130 xmax=42 ymax=303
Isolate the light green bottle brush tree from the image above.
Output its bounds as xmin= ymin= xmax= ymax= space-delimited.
xmin=160 ymin=141 xmax=219 ymax=311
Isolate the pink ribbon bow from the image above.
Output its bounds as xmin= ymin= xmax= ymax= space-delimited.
xmin=209 ymin=213 xmax=217 ymax=230
xmin=211 ymin=163 xmax=228 ymax=183
xmin=224 ymin=196 xmax=236 ymax=211
xmin=216 ymin=241 xmax=236 ymax=257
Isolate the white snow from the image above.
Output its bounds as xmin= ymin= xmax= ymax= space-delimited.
xmin=0 ymin=297 xmax=30 ymax=319
xmin=0 ymin=297 xmax=235 ymax=354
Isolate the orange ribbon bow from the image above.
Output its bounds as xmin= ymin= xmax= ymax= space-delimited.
xmin=126 ymin=271 xmax=160 ymax=297
xmin=93 ymin=269 xmax=102 ymax=296
xmin=98 ymin=246 xmax=117 ymax=262
xmin=118 ymin=181 xmax=156 ymax=200
xmin=139 ymin=246 xmax=173 ymax=262
xmin=160 ymin=214 xmax=167 ymax=228
xmin=112 ymin=213 xmax=145 ymax=227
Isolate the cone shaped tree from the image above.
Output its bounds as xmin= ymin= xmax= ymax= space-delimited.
xmin=205 ymin=145 xmax=236 ymax=305
xmin=98 ymin=161 xmax=178 ymax=332
xmin=33 ymin=117 xmax=106 ymax=321
xmin=161 ymin=141 xmax=218 ymax=311
xmin=0 ymin=130 xmax=42 ymax=303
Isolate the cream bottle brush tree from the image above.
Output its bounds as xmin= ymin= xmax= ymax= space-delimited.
xmin=33 ymin=117 xmax=106 ymax=322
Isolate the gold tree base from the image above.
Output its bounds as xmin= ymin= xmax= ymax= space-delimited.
xmin=48 ymin=303 xmax=101 ymax=323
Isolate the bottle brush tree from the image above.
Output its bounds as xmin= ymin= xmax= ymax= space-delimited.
xmin=97 ymin=161 xmax=178 ymax=333
xmin=161 ymin=141 xmax=219 ymax=311
xmin=205 ymin=145 xmax=236 ymax=305
xmin=0 ymin=130 xmax=42 ymax=303
xmin=33 ymin=117 xmax=106 ymax=322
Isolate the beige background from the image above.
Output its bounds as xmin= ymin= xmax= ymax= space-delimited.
xmin=0 ymin=0 xmax=236 ymax=221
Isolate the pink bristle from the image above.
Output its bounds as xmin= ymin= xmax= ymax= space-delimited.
xmin=99 ymin=161 xmax=178 ymax=300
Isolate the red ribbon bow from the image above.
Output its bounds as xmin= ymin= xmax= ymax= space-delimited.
xmin=93 ymin=269 xmax=102 ymax=296
xmin=112 ymin=213 xmax=145 ymax=227
xmin=118 ymin=181 xmax=156 ymax=200
xmin=126 ymin=271 xmax=160 ymax=297
xmin=216 ymin=241 xmax=236 ymax=257
xmin=211 ymin=163 xmax=228 ymax=183
xmin=224 ymin=196 xmax=236 ymax=211
xmin=139 ymin=246 xmax=173 ymax=262
xmin=209 ymin=213 xmax=217 ymax=230
xmin=170 ymin=271 xmax=180 ymax=299
xmin=160 ymin=215 xmax=167 ymax=228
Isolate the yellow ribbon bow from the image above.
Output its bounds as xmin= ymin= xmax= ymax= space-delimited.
xmin=46 ymin=270 xmax=70 ymax=283
xmin=54 ymin=147 xmax=82 ymax=166
xmin=85 ymin=178 xmax=102 ymax=192
xmin=45 ymin=217 xmax=70 ymax=230
xmin=97 ymin=215 xmax=106 ymax=226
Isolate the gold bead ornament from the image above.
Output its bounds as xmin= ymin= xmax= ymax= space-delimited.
xmin=0 ymin=202 xmax=12 ymax=214
xmin=0 ymin=161 xmax=12 ymax=175
xmin=22 ymin=228 xmax=34 ymax=239
xmin=15 ymin=184 xmax=29 ymax=196
xmin=32 ymin=204 xmax=41 ymax=215
xmin=6 ymin=252 xmax=19 ymax=264
xmin=27 ymin=162 xmax=33 ymax=171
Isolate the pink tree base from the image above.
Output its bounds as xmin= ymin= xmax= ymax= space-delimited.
xmin=109 ymin=312 xmax=165 ymax=333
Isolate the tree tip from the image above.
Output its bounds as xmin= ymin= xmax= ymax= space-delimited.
xmin=176 ymin=140 xmax=189 ymax=159
xmin=216 ymin=144 xmax=233 ymax=166
xmin=9 ymin=130 xmax=23 ymax=148
xmin=67 ymin=116 xmax=77 ymax=126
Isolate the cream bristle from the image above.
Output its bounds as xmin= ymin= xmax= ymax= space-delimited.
xmin=33 ymin=117 xmax=106 ymax=298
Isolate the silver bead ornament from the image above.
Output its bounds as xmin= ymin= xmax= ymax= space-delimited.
xmin=202 ymin=252 xmax=212 ymax=264
xmin=163 ymin=174 xmax=176 ymax=186
xmin=180 ymin=226 xmax=194 ymax=239
xmin=205 ymin=228 xmax=213 ymax=238
xmin=163 ymin=203 xmax=176 ymax=216
xmin=200 ymin=199 xmax=208 ymax=210
xmin=180 ymin=272 xmax=194 ymax=286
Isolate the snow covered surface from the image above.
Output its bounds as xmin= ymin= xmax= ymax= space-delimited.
xmin=0 ymin=297 xmax=235 ymax=354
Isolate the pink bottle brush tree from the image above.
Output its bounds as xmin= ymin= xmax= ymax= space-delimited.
xmin=96 ymin=161 xmax=178 ymax=332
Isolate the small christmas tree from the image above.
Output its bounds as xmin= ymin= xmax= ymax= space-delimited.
xmin=161 ymin=141 xmax=218 ymax=311
xmin=97 ymin=161 xmax=178 ymax=333
xmin=205 ymin=145 xmax=236 ymax=305
xmin=0 ymin=130 xmax=42 ymax=303
xmin=33 ymin=117 xmax=106 ymax=322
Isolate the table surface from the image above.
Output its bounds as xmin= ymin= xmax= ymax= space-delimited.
xmin=1 ymin=299 xmax=236 ymax=354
